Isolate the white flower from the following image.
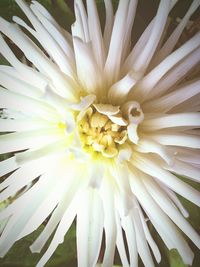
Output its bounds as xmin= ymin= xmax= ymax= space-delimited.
xmin=0 ymin=0 xmax=200 ymax=266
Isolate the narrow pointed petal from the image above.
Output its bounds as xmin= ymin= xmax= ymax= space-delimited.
xmin=36 ymin=196 xmax=78 ymax=267
xmin=0 ymin=19 xmax=77 ymax=100
xmin=104 ymin=0 xmax=129 ymax=85
xmin=15 ymin=0 xmax=75 ymax=78
xmin=132 ymin=0 xmax=171 ymax=73
xmin=30 ymin=175 xmax=85 ymax=253
xmin=86 ymin=0 xmax=105 ymax=68
xmin=103 ymin=0 xmax=114 ymax=52
xmin=72 ymin=37 xmax=102 ymax=94
xmin=143 ymin=80 xmax=200 ymax=113
xmin=133 ymin=154 xmax=200 ymax=207
xmin=129 ymin=167 xmax=194 ymax=265
xmin=137 ymin=206 xmax=161 ymax=263
xmin=74 ymin=0 xmax=90 ymax=42
xmin=115 ymin=212 xmax=130 ymax=267
xmin=77 ymin=188 xmax=104 ymax=267
xmin=0 ymin=35 xmax=48 ymax=90
xmin=151 ymin=0 xmax=200 ymax=66
xmin=130 ymin=32 xmax=200 ymax=102
xmin=0 ymin=157 xmax=18 ymax=177
xmin=149 ymin=132 xmax=200 ymax=149
xmin=142 ymin=176 xmax=200 ymax=249
xmin=121 ymin=214 xmax=138 ymax=267
xmin=132 ymin=207 xmax=155 ymax=267
xmin=135 ymin=46 xmax=200 ymax=101
xmin=164 ymin=159 xmax=200 ymax=183
xmin=101 ymin=179 xmax=117 ymax=267
xmin=142 ymin=113 xmax=200 ymax=131
xmin=108 ymin=73 xmax=138 ymax=105
xmin=0 ymin=129 xmax=64 ymax=155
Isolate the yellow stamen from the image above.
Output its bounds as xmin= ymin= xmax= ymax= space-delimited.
xmin=77 ymin=107 xmax=128 ymax=158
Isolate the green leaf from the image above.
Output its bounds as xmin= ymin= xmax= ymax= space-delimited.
xmin=0 ymin=56 xmax=10 ymax=66
xmin=50 ymin=0 xmax=75 ymax=31
xmin=168 ymin=249 xmax=188 ymax=267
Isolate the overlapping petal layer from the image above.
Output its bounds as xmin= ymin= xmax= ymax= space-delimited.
xmin=0 ymin=0 xmax=200 ymax=267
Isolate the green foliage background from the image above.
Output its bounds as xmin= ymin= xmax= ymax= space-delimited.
xmin=0 ymin=0 xmax=199 ymax=266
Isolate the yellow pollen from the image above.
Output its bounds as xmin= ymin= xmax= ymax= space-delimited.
xmin=77 ymin=107 xmax=128 ymax=158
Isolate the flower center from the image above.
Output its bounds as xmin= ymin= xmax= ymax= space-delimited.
xmin=77 ymin=107 xmax=128 ymax=158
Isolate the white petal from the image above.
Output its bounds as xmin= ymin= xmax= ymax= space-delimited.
xmin=70 ymin=94 xmax=96 ymax=111
xmin=129 ymin=167 xmax=194 ymax=265
xmin=133 ymin=154 xmax=200 ymax=207
xmin=0 ymin=70 xmax=44 ymax=99
xmin=0 ymin=35 xmax=48 ymax=90
xmin=122 ymin=101 xmax=144 ymax=124
xmin=149 ymin=132 xmax=200 ymax=149
xmin=0 ymin=118 xmax=52 ymax=132
xmin=132 ymin=0 xmax=171 ymax=73
xmin=108 ymin=115 xmax=127 ymax=126
xmin=104 ymin=0 xmax=129 ymax=85
xmin=132 ymin=207 xmax=155 ymax=267
xmin=145 ymin=47 xmax=200 ymax=101
xmin=18 ymin=174 xmax=73 ymax=240
xmin=31 ymin=0 xmax=60 ymax=25
xmin=72 ymin=37 xmax=102 ymax=95
xmin=142 ymin=175 xmax=200 ymax=249
xmin=73 ymin=2 xmax=87 ymax=41
xmin=15 ymin=0 xmax=75 ymax=78
xmin=93 ymin=103 xmax=120 ymax=115
xmin=121 ymin=0 xmax=138 ymax=61
xmin=86 ymin=0 xmax=105 ymax=68
xmin=111 ymin=164 xmax=133 ymax=203
xmin=108 ymin=73 xmax=138 ymax=105
xmin=101 ymin=189 xmax=116 ymax=267
xmin=0 ymin=158 xmax=51 ymax=200
xmin=30 ymin=176 xmax=84 ymax=253
xmin=0 ymin=156 xmax=18 ymax=178
xmin=103 ymin=0 xmax=114 ymax=52
xmin=130 ymin=32 xmax=200 ymax=102
xmin=117 ymin=144 xmax=132 ymax=163
xmin=31 ymin=2 xmax=75 ymax=62
xmin=77 ymin=188 xmax=104 ymax=267
xmin=123 ymin=20 xmax=153 ymax=74
xmin=127 ymin=124 xmax=139 ymax=144
xmin=15 ymin=139 xmax=68 ymax=165
xmin=0 ymin=171 xmax=56 ymax=257
xmin=142 ymin=113 xmax=200 ymax=131
xmin=0 ymin=88 xmax=59 ymax=122
xmin=143 ymin=80 xmax=200 ymax=113
xmin=158 ymin=182 xmax=189 ymax=218
xmin=74 ymin=0 xmax=90 ymax=42
xmin=151 ymin=0 xmax=200 ymax=66
xmin=0 ymin=19 xmax=77 ymax=100
xmin=0 ymin=156 xmax=54 ymax=193
xmin=41 ymin=86 xmax=74 ymax=120
xmin=137 ymin=206 xmax=161 ymax=263
xmin=136 ymin=138 xmax=174 ymax=165
xmin=175 ymin=147 xmax=200 ymax=165
xmin=123 ymin=0 xmax=177 ymax=74
xmin=115 ymin=212 xmax=130 ymax=267
xmin=164 ymin=159 xmax=200 ymax=183
xmin=0 ymin=129 xmax=64 ymax=155
xmin=88 ymin=162 xmax=104 ymax=189
xmin=121 ymin=214 xmax=138 ymax=267
xmin=36 ymin=195 xmax=78 ymax=267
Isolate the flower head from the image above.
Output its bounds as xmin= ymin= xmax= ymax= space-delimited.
xmin=0 ymin=0 xmax=200 ymax=266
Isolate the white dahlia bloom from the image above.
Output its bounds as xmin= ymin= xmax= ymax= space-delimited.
xmin=0 ymin=0 xmax=200 ymax=266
